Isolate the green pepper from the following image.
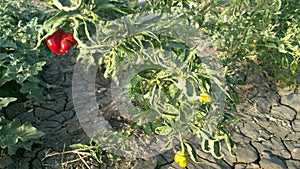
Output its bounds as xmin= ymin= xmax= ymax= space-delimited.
xmin=141 ymin=124 xmax=152 ymax=135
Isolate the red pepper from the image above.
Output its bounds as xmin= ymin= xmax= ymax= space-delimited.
xmin=46 ymin=29 xmax=77 ymax=55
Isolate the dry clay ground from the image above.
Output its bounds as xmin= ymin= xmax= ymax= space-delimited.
xmin=0 ymin=50 xmax=300 ymax=169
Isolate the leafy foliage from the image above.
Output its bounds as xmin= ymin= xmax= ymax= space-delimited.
xmin=0 ymin=0 xmax=51 ymax=159
xmin=0 ymin=116 xmax=44 ymax=155
xmin=0 ymin=0 xmax=53 ymax=103
xmin=193 ymin=0 xmax=300 ymax=86
xmin=70 ymin=141 xmax=121 ymax=163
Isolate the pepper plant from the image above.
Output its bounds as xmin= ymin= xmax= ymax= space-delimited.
xmin=37 ymin=0 xmax=299 ymax=167
xmin=35 ymin=0 xmax=239 ymax=166
xmin=37 ymin=0 xmax=239 ymax=167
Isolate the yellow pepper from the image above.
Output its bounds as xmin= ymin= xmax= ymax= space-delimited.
xmin=199 ymin=93 xmax=212 ymax=103
xmin=174 ymin=151 xmax=187 ymax=168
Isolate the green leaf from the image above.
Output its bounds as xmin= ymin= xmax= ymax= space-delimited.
xmin=121 ymin=64 xmax=163 ymax=86
xmin=20 ymin=81 xmax=44 ymax=102
xmin=90 ymin=149 xmax=103 ymax=163
xmin=164 ymin=103 xmax=179 ymax=115
xmin=186 ymin=78 xmax=196 ymax=97
xmin=0 ymin=118 xmax=44 ymax=155
xmin=201 ymin=139 xmax=210 ymax=153
xmin=278 ymin=44 xmax=288 ymax=53
xmin=150 ymin=120 xmax=162 ymax=132
xmin=281 ymin=56 xmax=289 ymax=68
xmin=290 ymin=60 xmax=298 ymax=74
xmin=265 ymin=43 xmax=277 ymax=49
xmin=179 ymin=102 xmax=193 ymax=123
xmin=150 ymin=86 xmax=167 ymax=113
xmin=131 ymin=108 xmax=159 ymax=124
xmin=70 ymin=143 xmax=91 ymax=149
xmin=106 ymin=153 xmax=121 ymax=161
xmin=184 ymin=141 xmax=201 ymax=163
xmin=141 ymin=124 xmax=152 ymax=135
xmin=0 ymin=97 xmax=17 ymax=110
xmin=131 ymin=121 xmax=138 ymax=129
xmin=224 ymin=134 xmax=236 ymax=157
xmin=1 ymin=39 xmax=17 ymax=48
xmin=154 ymin=125 xmax=172 ymax=135
xmin=77 ymin=49 xmax=97 ymax=69
xmin=211 ymin=140 xmax=224 ymax=159
xmin=52 ymin=0 xmax=83 ymax=12
xmin=274 ymin=0 xmax=282 ymax=11
xmin=35 ymin=12 xmax=68 ymax=49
